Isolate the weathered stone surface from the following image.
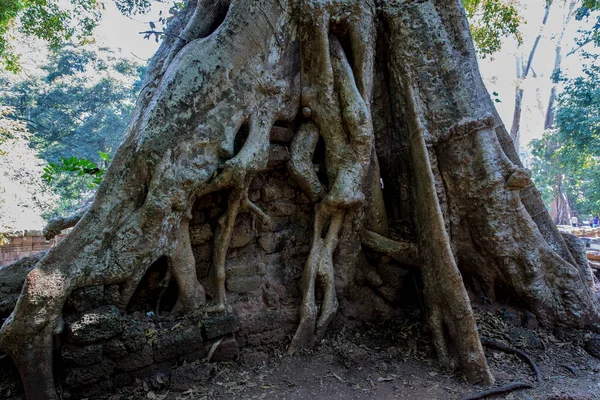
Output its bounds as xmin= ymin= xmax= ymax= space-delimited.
xmin=202 ymin=314 xmax=240 ymax=340
xmin=68 ymin=378 xmax=113 ymax=399
xmin=189 ymin=224 xmax=213 ymax=245
xmin=270 ymin=126 xmax=293 ymax=143
xmin=267 ymin=201 xmax=295 ymax=217
xmin=190 ymin=210 xmax=206 ymax=225
xmin=267 ymin=144 xmax=290 ymax=168
xmin=103 ymin=339 xmax=128 ymax=359
xmin=64 ymin=359 xmax=116 ymax=386
xmin=208 ymin=336 xmax=239 ymax=361
xmin=261 ymin=185 xmax=283 ymax=202
xmin=61 ymin=343 xmax=103 ymax=366
xmin=226 ymin=260 xmax=261 ymax=279
xmin=246 ymin=328 xmax=289 ymax=346
xmin=194 ymin=194 xmax=213 ymax=210
xmin=0 ymin=251 xmax=45 ymax=317
xmin=67 ymin=305 xmax=124 ymax=344
xmin=227 ymin=276 xmax=261 ymax=294
xmin=115 ymin=345 xmax=154 ymax=372
xmin=153 ymin=323 xmax=204 ymax=363
xmin=67 ymin=285 xmax=105 ymax=312
xmin=230 ymin=220 xmax=253 ymax=248
xmin=585 ymin=334 xmax=600 ymax=359
xmin=121 ymin=320 xmax=146 ymax=352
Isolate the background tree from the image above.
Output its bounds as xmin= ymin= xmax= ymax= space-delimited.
xmin=531 ymin=63 xmax=600 ymax=221
xmin=0 ymin=43 xmax=142 ymax=217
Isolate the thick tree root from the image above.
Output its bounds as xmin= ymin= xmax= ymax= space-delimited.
xmin=43 ymin=207 xmax=88 ymax=240
xmin=480 ymin=337 xmax=542 ymax=383
xmin=461 ymin=382 xmax=534 ymax=400
xmin=289 ymin=0 xmax=375 ymax=354
xmin=289 ymin=205 xmax=344 ymax=353
xmin=168 ymin=216 xmax=206 ymax=315
xmin=403 ymin=81 xmax=493 ymax=385
xmin=361 ymin=230 xmax=418 ymax=268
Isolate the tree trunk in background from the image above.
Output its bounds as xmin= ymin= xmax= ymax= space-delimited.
xmin=1 ymin=1 xmax=598 ymax=399
xmin=510 ymin=1 xmax=552 ymax=153
xmin=544 ymin=1 xmax=580 ymax=224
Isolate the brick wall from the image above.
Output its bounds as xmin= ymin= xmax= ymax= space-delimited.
xmin=0 ymin=230 xmax=66 ymax=266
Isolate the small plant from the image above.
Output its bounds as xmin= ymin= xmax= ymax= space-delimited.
xmin=42 ymin=150 xmax=111 ymax=188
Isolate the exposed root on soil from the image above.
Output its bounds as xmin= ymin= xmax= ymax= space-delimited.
xmin=481 ymin=337 xmax=542 ymax=383
xmin=461 ymin=382 xmax=534 ymax=400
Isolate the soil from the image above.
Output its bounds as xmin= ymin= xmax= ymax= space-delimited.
xmin=1 ymin=307 xmax=600 ymax=400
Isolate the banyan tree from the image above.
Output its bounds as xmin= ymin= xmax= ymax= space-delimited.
xmin=1 ymin=1 xmax=599 ymax=399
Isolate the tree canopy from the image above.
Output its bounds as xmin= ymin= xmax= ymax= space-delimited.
xmin=531 ymin=64 xmax=600 ymax=217
xmin=0 ymin=43 xmax=142 ymax=217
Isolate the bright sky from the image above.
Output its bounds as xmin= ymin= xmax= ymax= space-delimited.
xmin=94 ymin=0 xmax=165 ymax=62
xmin=478 ymin=0 xmax=597 ymax=156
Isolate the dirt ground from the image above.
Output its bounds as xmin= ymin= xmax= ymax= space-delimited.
xmin=2 ymin=307 xmax=600 ymax=400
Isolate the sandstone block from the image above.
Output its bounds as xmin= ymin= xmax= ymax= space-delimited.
xmin=227 ymin=275 xmax=261 ymax=294
xmin=189 ymin=224 xmax=213 ymax=245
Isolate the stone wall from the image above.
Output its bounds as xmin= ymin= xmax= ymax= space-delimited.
xmin=0 ymin=230 xmax=66 ymax=266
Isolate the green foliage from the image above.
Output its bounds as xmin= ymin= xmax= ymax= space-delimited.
xmin=462 ymin=0 xmax=523 ymax=57
xmin=0 ymin=43 xmax=142 ymax=162
xmin=42 ymin=151 xmax=110 ymax=188
xmin=0 ymin=43 xmax=141 ymax=218
xmin=530 ymin=65 xmax=600 ymax=216
xmin=0 ymin=0 xmax=103 ymax=71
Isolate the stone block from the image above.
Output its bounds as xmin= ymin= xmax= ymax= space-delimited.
xmin=207 ymin=335 xmax=239 ymax=362
xmin=67 ymin=285 xmax=105 ymax=312
xmin=68 ymin=379 xmax=113 ymax=399
xmin=64 ymin=359 xmax=116 ymax=386
xmin=226 ymin=260 xmax=260 ymax=279
xmin=261 ymin=185 xmax=283 ymax=202
xmin=190 ymin=210 xmax=206 ymax=225
xmin=230 ymin=220 xmax=253 ymax=249
xmin=202 ymin=314 xmax=240 ymax=340
xmin=153 ymin=323 xmax=204 ymax=363
xmin=115 ymin=344 xmax=154 ymax=372
xmin=61 ymin=343 xmax=104 ymax=366
xmin=189 ymin=224 xmax=213 ymax=245
xmin=67 ymin=305 xmax=123 ymax=344
xmin=270 ymin=126 xmax=293 ymax=143
xmin=246 ymin=328 xmax=289 ymax=346
xmin=104 ymin=339 xmax=128 ymax=359
xmin=121 ymin=320 xmax=146 ymax=352
xmin=267 ymin=201 xmax=295 ymax=217
xmin=267 ymin=144 xmax=290 ymax=168
xmin=227 ymin=276 xmax=261 ymax=294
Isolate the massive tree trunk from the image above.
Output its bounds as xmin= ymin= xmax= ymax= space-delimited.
xmin=1 ymin=1 xmax=598 ymax=399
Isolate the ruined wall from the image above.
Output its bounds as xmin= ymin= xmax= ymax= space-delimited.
xmin=0 ymin=231 xmax=66 ymax=266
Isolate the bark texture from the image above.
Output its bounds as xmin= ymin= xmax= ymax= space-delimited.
xmin=1 ymin=1 xmax=598 ymax=399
